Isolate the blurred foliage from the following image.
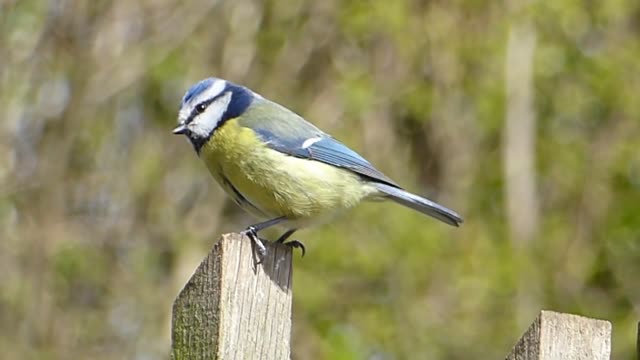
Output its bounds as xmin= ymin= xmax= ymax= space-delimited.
xmin=1 ymin=0 xmax=639 ymax=359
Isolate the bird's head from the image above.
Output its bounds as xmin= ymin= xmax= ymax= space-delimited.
xmin=174 ymin=77 xmax=254 ymax=153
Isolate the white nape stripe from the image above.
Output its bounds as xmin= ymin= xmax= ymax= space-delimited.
xmin=192 ymin=79 xmax=227 ymax=107
xmin=301 ymin=137 xmax=322 ymax=149
xmin=189 ymin=91 xmax=232 ymax=138
xmin=251 ymin=90 xmax=264 ymax=100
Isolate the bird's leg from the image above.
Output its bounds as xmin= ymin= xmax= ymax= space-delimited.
xmin=242 ymin=217 xmax=287 ymax=261
xmin=276 ymin=229 xmax=306 ymax=257
xmin=242 ymin=225 xmax=266 ymax=260
xmin=276 ymin=229 xmax=296 ymax=243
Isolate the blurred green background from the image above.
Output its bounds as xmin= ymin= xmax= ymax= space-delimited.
xmin=1 ymin=0 xmax=639 ymax=359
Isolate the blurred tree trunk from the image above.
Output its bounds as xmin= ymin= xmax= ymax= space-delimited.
xmin=504 ymin=20 xmax=538 ymax=246
xmin=504 ymin=15 xmax=540 ymax=330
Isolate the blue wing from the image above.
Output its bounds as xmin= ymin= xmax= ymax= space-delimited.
xmin=238 ymin=98 xmax=399 ymax=187
xmin=254 ymin=128 xmax=399 ymax=187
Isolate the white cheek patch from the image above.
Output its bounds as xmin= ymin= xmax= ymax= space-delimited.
xmin=188 ymin=91 xmax=233 ymax=138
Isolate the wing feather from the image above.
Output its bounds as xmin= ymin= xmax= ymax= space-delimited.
xmin=240 ymin=98 xmax=399 ymax=187
xmin=254 ymin=128 xmax=399 ymax=187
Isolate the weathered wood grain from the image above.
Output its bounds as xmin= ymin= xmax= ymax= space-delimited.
xmin=171 ymin=233 xmax=293 ymax=360
xmin=506 ymin=310 xmax=611 ymax=360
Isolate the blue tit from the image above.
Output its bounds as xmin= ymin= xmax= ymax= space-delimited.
xmin=173 ymin=77 xmax=462 ymax=256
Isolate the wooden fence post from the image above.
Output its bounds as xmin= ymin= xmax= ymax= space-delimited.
xmin=171 ymin=233 xmax=293 ymax=360
xmin=505 ymin=310 xmax=611 ymax=360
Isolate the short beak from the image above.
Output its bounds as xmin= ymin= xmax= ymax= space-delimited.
xmin=173 ymin=124 xmax=188 ymax=135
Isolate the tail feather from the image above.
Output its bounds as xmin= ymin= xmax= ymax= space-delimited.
xmin=374 ymin=183 xmax=463 ymax=227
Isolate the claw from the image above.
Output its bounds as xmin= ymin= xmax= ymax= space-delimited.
xmin=242 ymin=226 xmax=267 ymax=261
xmin=284 ymin=240 xmax=306 ymax=257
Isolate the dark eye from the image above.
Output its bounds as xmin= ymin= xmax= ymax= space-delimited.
xmin=195 ymin=103 xmax=207 ymax=113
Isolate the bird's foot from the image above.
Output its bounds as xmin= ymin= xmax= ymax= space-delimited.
xmin=242 ymin=226 xmax=267 ymax=262
xmin=275 ymin=229 xmax=305 ymax=257
xmin=283 ymin=240 xmax=305 ymax=257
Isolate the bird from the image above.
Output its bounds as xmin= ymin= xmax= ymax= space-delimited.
xmin=173 ymin=77 xmax=462 ymax=258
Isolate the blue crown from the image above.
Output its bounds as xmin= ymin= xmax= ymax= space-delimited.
xmin=182 ymin=78 xmax=216 ymax=105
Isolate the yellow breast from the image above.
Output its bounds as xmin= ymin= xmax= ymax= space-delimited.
xmin=198 ymin=119 xmax=376 ymax=225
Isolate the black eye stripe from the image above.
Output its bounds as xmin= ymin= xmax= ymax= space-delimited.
xmin=185 ymin=92 xmax=226 ymax=125
xmin=182 ymin=83 xmax=252 ymax=133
